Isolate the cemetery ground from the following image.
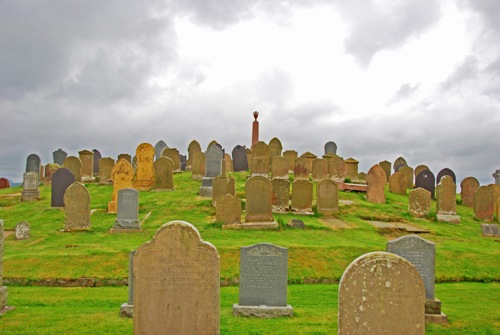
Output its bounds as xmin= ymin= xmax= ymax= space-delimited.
xmin=0 ymin=172 xmax=499 ymax=334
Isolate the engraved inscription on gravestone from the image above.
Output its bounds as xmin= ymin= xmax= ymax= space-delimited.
xmin=112 ymin=188 xmax=140 ymax=231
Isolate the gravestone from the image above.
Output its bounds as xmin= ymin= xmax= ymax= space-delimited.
xmin=153 ymin=157 xmax=174 ymax=190
xmin=271 ymin=156 xmax=289 ymax=179
xmin=111 ymin=188 xmax=141 ymax=232
xmin=154 ymin=140 xmax=168 ymax=161
xmin=15 ymin=221 xmax=30 ymax=240
xmin=51 ymin=168 xmax=75 ymax=207
xmin=199 ymin=142 xmax=223 ymax=197
xmin=436 ymin=168 xmax=456 ymax=185
xmin=223 ymin=153 xmax=233 ymax=173
xmin=79 ymin=150 xmax=95 ymax=182
xmin=436 ymin=175 xmax=460 ymax=223
xmin=212 ymin=174 xmax=235 ymax=206
xmin=494 ymin=170 xmax=500 ymax=185
xmin=246 ymin=148 xmax=253 ymax=173
xmin=481 ymin=224 xmax=500 ymax=237
xmin=98 ymin=157 xmax=115 ymax=184
xmin=53 ymin=149 xmax=67 ymax=166
xmin=389 ymin=171 xmax=407 ymax=195
xmin=92 ymin=149 xmax=102 ymax=176
xmin=187 ymin=140 xmax=201 ymax=167
xmin=271 ymin=178 xmax=290 ymax=213
xmin=120 ymin=250 xmax=136 ymax=318
xmin=21 ymin=172 xmax=40 ymax=202
xmin=301 ymin=152 xmax=316 ymax=174
xmin=291 ymin=179 xmax=313 ymax=214
xmin=387 ymin=235 xmax=447 ymax=324
xmin=328 ymin=155 xmax=345 ymax=179
xmin=43 ymin=163 xmax=60 ymax=186
xmin=233 ymin=243 xmax=293 ymax=318
xmin=399 ymin=165 xmax=414 ymax=189
xmin=63 ymin=156 xmax=82 ymax=182
xmin=378 ymin=160 xmax=391 ymax=182
xmin=366 ymin=164 xmax=386 ymax=204
xmin=414 ymin=165 xmax=430 ymax=179
xmin=250 ymin=141 xmax=271 ymax=176
xmin=133 ymin=221 xmax=220 ymax=335
xmin=26 ymin=153 xmax=41 ymax=175
xmin=316 ymin=179 xmax=339 ymax=217
xmin=393 ymin=156 xmax=408 ymax=172
xmin=191 ymin=152 xmax=206 ymax=180
xmin=232 ymin=145 xmax=249 ymax=172
xmin=460 ymin=177 xmax=479 ymax=208
xmin=415 ymin=170 xmax=436 ymax=199
xmin=161 ymin=147 xmax=181 ymax=173
xmin=408 ymin=188 xmax=431 ymax=218
xmin=269 ymin=137 xmax=283 ymax=158
xmin=474 ymin=185 xmax=500 ymax=221
xmin=217 ymin=194 xmax=242 ymax=226
xmin=108 ymin=159 xmax=134 ymax=213
xmin=287 ymin=219 xmax=305 ymax=229
xmin=245 ymin=176 xmax=276 ymax=227
xmin=312 ymin=158 xmax=329 ymax=181
xmin=283 ymin=150 xmax=298 ymax=173
xmin=344 ymin=158 xmax=359 ymax=180
xmin=293 ymin=157 xmax=310 ymax=180
xmin=180 ymin=154 xmax=187 ymax=171
xmin=0 ymin=219 xmax=15 ymax=315
xmin=338 ymin=252 xmax=425 ymax=335
xmin=63 ymin=182 xmax=91 ymax=231
xmin=324 ymin=141 xmax=337 ymax=155
xmin=134 ymin=143 xmax=155 ymax=190
xmin=0 ymin=178 xmax=10 ymax=189
xmin=117 ymin=153 xmax=132 ymax=164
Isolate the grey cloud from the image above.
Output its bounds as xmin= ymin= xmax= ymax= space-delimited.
xmin=391 ymin=83 xmax=420 ymax=103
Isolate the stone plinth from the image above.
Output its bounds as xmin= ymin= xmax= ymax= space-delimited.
xmin=232 ymin=304 xmax=293 ymax=318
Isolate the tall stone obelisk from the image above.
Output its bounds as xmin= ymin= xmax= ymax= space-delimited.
xmin=251 ymin=111 xmax=259 ymax=147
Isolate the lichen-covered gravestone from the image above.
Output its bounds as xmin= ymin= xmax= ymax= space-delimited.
xmin=271 ymin=156 xmax=290 ymax=179
xmin=21 ymin=171 xmax=40 ymax=202
xmin=389 ymin=171 xmax=407 ymax=195
xmin=271 ymin=178 xmax=290 ymax=213
xmin=133 ymin=143 xmax=155 ymax=191
xmin=98 ymin=157 xmax=115 ymax=185
xmin=217 ymin=194 xmax=242 ymax=227
xmin=108 ymin=159 xmax=134 ymax=213
xmin=366 ymin=164 xmax=386 ymax=204
xmin=244 ymin=176 xmax=277 ymax=229
xmin=338 ymin=252 xmax=425 ymax=335
xmin=316 ymin=179 xmax=339 ymax=217
xmin=63 ymin=182 xmax=91 ymax=231
xmin=291 ymin=179 xmax=313 ymax=214
xmin=460 ymin=176 xmax=479 ymax=208
xmin=15 ymin=221 xmax=30 ymax=240
xmin=408 ymin=188 xmax=431 ymax=218
xmin=436 ymin=175 xmax=460 ymax=223
xmin=133 ymin=221 xmax=220 ymax=335
xmin=63 ymin=156 xmax=82 ymax=183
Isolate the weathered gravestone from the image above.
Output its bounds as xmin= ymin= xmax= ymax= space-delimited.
xmin=0 ymin=220 xmax=14 ymax=315
xmin=366 ymin=164 xmax=386 ymax=204
xmin=399 ymin=165 xmax=414 ymax=189
xmin=408 ymin=188 xmax=431 ymax=218
xmin=312 ymin=158 xmax=329 ymax=181
xmin=53 ymin=149 xmax=67 ymax=166
xmin=291 ymin=179 xmax=313 ymax=214
xmin=415 ymin=170 xmax=436 ymax=199
xmin=436 ymin=175 xmax=460 ymax=223
xmin=92 ymin=149 xmax=101 ymax=176
xmin=324 ymin=141 xmax=337 ymax=155
xmin=154 ymin=140 xmax=168 ymax=161
xmin=282 ymin=150 xmax=298 ymax=173
xmin=389 ymin=171 xmax=407 ymax=195
xmin=338 ymin=252 xmax=426 ymax=335
xmin=233 ymin=243 xmax=292 ymax=318
xmin=108 ymin=159 xmax=134 ymax=213
xmin=187 ymin=140 xmax=201 ymax=167
xmin=0 ymin=178 xmax=10 ymax=189
xmin=111 ymin=188 xmax=141 ymax=232
xmin=117 ymin=153 xmax=132 ymax=164
xmin=378 ymin=160 xmax=391 ymax=182
xmin=301 ymin=152 xmax=317 ymax=174
xmin=134 ymin=143 xmax=155 ymax=191
xmin=133 ymin=221 xmax=220 ymax=335
xmin=269 ymin=137 xmax=283 ymax=159
xmin=387 ymin=235 xmax=447 ymax=324
xmin=481 ymin=224 xmax=500 ymax=237
xmin=153 ymin=157 xmax=174 ymax=190
xmin=98 ymin=157 xmax=115 ymax=184
xmin=294 ymin=157 xmax=310 ymax=180
xmin=51 ymin=168 xmax=75 ymax=207
xmin=271 ymin=178 xmax=290 ymax=213
xmin=317 ymin=179 xmax=339 ymax=217
xmin=212 ymin=174 xmax=235 ymax=206
xmin=79 ymin=149 xmax=95 ymax=182
xmin=21 ymin=172 xmax=40 ymax=202
xmin=161 ymin=147 xmax=181 ymax=173
xmin=180 ymin=154 xmax=187 ymax=171
xmin=43 ymin=163 xmax=60 ymax=186
xmin=25 ymin=153 xmax=41 ymax=175
xmin=63 ymin=156 xmax=82 ymax=183
xmin=223 ymin=153 xmax=233 ymax=173
xmin=244 ymin=176 xmax=276 ymax=228
xmin=15 ymin=221 xmax=30 ymax=240
xmin=232 ymin=145 xmax=249 ymax=172
xmin=271 ymin=156 xmax=289 ymax=179
xmin=250 ymin=141 xmax=271 ymax=176
xmin=474 ymin=184 xmax=500 ymax=221
xmin=120 ymin=250 xmax=136 ymax=318
xmin=328 ymin=155 xmax=345 ymax=179
xmin=436 ymin=168 xmax=456 ymax=185
xmin=200 ymin=142 xmax=224 ymax=197
xmin=460 ymin=176 xmax=479 ymax=208
xmin=414 ymin=165 xmax=430 ymax=179
xmin=191 ymin=152 xmax=206 ymax=180
xmin=63 ymin=182 xmax=91 ymax=231
xmin=494 ymin=170 xmax=500 ymax=185
xmin=393 ymin=156 xmax=408 ymax=172
xmin=217 ymin=194 xmax=242 ymax=227
xmin=344 ymin=158 xmax=359 ymax=180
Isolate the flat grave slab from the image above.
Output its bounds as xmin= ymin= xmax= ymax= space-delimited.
xmin=366 ymin=220 xmax=430 ymax=233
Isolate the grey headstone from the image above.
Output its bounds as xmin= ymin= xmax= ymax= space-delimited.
xmin=180 ymin=154 xmax=187 ymax=171
xmin=53 ymin=149 xmax=67 ymax=166
xmin=21 ymin=172 xmax=40 ymax=201
xmin=205 ymin=142 xmax=224 ymax=178
xmin=238 ymin=243 xmax=289 ymax=307
xmin=92 ymin=149 xmax=102 ymax=175
xmin=436 ymin=168 xmax=456 ymax=185
xmin=120 ymin=250 xmax=136 ymax=318
xmin=51 ymin=168 xmax=75 ymax=207
xmin=232 ymin=145 xmax=249 ymax=172
xmin=154 ymin=140 xmax=168 ymax=160
xmin=15 ymin=221 xmax=30 ymax=240
xmin=493 ymin=170 xmax=500 ymax=185
xmin=415 ymin=170 xmax=436 ymax=199
xmin=287 ymin=219 xmax=304 ymax=229
xmin=481 ymin=224 xmax=500 ymax=237
xmin=113 ymin=188 xmax=140 ymax=230
xmin=26 ymin=153 xmax=41 ymax=174
xmin=324 ymin=141 xmax=337 ymax=155
xmin=387 ymin=235 xmax=435 ymax=299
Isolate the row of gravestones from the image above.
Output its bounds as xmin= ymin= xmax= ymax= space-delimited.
xmin=122 ymin=221 xmax=445 ymax=334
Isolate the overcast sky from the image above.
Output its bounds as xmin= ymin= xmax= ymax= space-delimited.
xmin=1 ymin=0 xmax=499 ymax=185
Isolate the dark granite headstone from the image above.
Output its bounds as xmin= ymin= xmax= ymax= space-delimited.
xmin=416 ymin=170 xmax=436 ymax=199
xmin=436 ymin=168 xmax=456 ymax=185
xmin=53 ymin=149 xmax=67 ymax=166
xmin=232 ymin=145 xmax=249 ymax=172
xmin=180 ymin=154 xmax=187 ymax=171
xmin=92 ymin=149 xmax=102 ymax=175
xmin=51 ymin=168 xmax=75 ymax=207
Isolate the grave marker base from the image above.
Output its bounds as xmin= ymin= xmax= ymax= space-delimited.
xmin=222 ymin=222 xmax=279 ymax=230
xmin=437 ymin=214 xmax=460 ymax=223
xmin=425 ymin=298 xmax=448 ymax=324
xmin=232 ymin=304 xmax=293 ymax=318
xmin=119 ymin=303 xmax=133 ymax=318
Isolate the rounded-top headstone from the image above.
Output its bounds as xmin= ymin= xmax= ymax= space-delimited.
xmin=324 ymin=141 xmax=337 ymax=155
xmin=436 ymin=168 xmax=456 ymax=185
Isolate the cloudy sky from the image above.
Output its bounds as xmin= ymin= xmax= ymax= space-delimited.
xmin=1 ymin=0 xmax=499 ymax=184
